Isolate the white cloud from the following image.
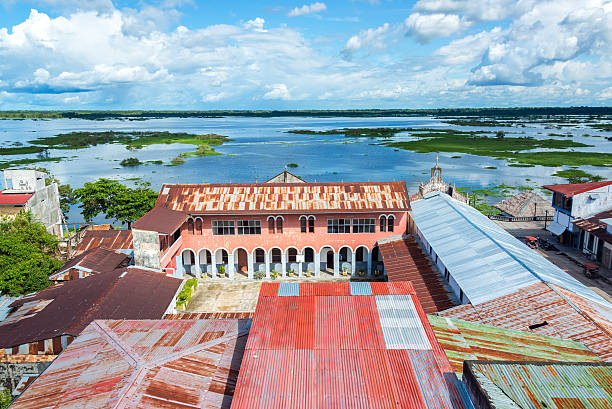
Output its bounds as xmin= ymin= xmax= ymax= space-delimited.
xmin=413 ymin=0 xmax=527 ymax=22
xmin=288 ymin=2 xmax=327 ymax=17
xmin=243 ymin=17 xmax=265 ymax=31
xmin=598 ymin=87 xmax=612 ymax=100
xmin=263 ymin=83 xmax=292 ymax=100
xmin=341 ymin=23 xmax=390 ymax=59
xmin=405 ymin=13 xmax=471 ymax=43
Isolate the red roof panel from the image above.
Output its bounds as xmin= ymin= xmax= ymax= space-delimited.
xmin=0 ymin=192 xmax=33 ymax=205
xmin=543 ymin=180 xmax=612 ymax=197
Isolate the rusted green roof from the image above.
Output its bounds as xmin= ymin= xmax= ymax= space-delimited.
xmin=464 ymin=360 xmax=612 ymax=409
xmin=428 ymin=315 xmax=602 ymax=375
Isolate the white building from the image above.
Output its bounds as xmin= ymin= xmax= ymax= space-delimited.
xmin=0 ymin=169 xmax=63 ymax=236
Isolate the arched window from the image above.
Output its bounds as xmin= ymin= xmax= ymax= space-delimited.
xmin=380 ymin=216 xmax=387 ymax=232
xmin=271 ymin=248 xmax=282 ymax=263
xmin=187 ymin=218 xmax=194 ymax=233
xmin=356 ymin=247 xmax=366 ymax=262
xmin=339 ymin=247 xmax=349 ymax=262
xmin=255 ymin=249 xmax=265 ymax=263
xmin=288 ymin=248 xmax=297 ymax=262
xmin=195 ymin=218 xmax=203 ymax=235
xmin=276 ymin=217 xmax=283 ymax=233
xmin=388 ymin=215 xmax=395 ymax=232
xmin=300 ymin=216 xmax=307 ymax=233
xmin=304 ymin=248 xmax=314 ymax=262
xmin=308 ymin=216 xmax=315 ymax=233
xmin=201 ymin=249 xmax=211 ymax=264
xmin=268 ymin=218 xmax=275 ymax=234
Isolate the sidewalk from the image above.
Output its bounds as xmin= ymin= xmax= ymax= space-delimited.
xmin=494 ymin=220 xmax=612 ymax=303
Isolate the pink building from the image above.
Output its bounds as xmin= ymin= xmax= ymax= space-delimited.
xmin=132 ymin=181 xmax=410 ymax=279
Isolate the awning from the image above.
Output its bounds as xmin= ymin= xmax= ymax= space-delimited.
xmin=546 ymin=221 xmax=566 ymax=236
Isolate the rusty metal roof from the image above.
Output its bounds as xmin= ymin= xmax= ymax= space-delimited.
xmin=428 ymin=315 xmax=602 ymax=376
xmin=74 ymin=230 xmax=133 ymax=255
xmin=132 ymin=206 xmax=187 ymax=234
xmin=0 ymin=268 xmax=181 ymax=350
xmin=379 ymin=236 xmax=456 ymax=313
xmin=164 ymin=312 xmax=255 ymax=320
xmin=439 ymin=282 xmax=612 ymax=362
xmin=155 ymin=181 xmax=410 ymax=214
xmin=10 ymin=318 xmax=250 ymax=409
xmin=463 ymin=360 xmax=612 ymax=409
xmin=50 ymin=247 xmax=131 ymax=280
xmin=543 ymin=180 xmax=612 ymax=197
xmin=231 ymin=281 xmax=472 ymax=409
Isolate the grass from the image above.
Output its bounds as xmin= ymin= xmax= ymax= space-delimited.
xmin=119 ymin=157 xmax=142 ymax=167
xmin=552 ymin=169 xmax=605 ymax=183
xmin=484 ymin=166 xmax=497 ymax=169
xmin=508 ymin=151 xmax=612 ymax=167
xmin=444 ymin=119 xmax=507 ymax=127
xmin=0 ymin=156 xmax=64 ymax=170
xmin=589 ymin=124 xmax=612 ymax=131
xmin=0 ymin=146 xmax=47 ymax=155
xmin=287 ymin=163 xmax=298 ymax=168
xmin=169 ymin=156 xmax=186 ymax=166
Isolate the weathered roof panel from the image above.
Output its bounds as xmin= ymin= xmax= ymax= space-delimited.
xmin=543 ymin=180 xmax=612 ymax=197
xmin=155 ymin=181 xmax=410 ymax=214
xmin=10 ymin=319 xmax=250 ymax=409
xmin=0 ymin=191 xmax=33 ymax=205
xmin=132 ymin=206 xmax=187 ymax=234
xmin=74 ymin=230 xmax=133 ymax=255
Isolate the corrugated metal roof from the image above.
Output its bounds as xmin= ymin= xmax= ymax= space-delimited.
xmin=543 ymin=180 xmax=612 ymax=197
xmin=10 ymin=318 xmax=251 ymax=409
xmin=0 ymin=191 xmax=33 ymax=205
xmin=440 ymin=282 xmax=612 ymax=362
xmin=231 ymin=281 xmax=472 ymax=409
xmin=410 ymin=192 xmax=610 ymax=306
xmin=428 ymin=315 xmax=602 ymax=375
xmin=164 ymin=312 xmax=255 ymax=320
xmin=74 ymin=230 xmax=133 ymax=255
xmin=380 ymin=236 xmax=456 ymax=313
xmin=155 ymin=181 xmax=410 ymax=214
xmin=50 ymin=247 xmax=131 ymax=281
xmin=132 ymin=206 xmax=187 ymax=233
xmin=463 ymin=360 xmax=612 ymax=409
xmin=0 ymin=268 xmax=181 ymax=350
xmin=0 ymin=295 xmax=19 ymax=322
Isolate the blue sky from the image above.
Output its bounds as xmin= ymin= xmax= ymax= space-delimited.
xmin=0 ymin=0 xmax=611 ymax=109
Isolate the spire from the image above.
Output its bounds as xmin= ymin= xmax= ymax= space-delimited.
xmin=431 ymin=155 xmax=442 ymax=179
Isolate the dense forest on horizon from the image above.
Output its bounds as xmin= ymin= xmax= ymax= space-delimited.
xmin=1 ymin=106 xmax=612 ymax=120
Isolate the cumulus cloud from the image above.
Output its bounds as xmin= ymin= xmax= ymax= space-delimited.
xmin=413 ymin=0 xmax=525 ymax=22
xmin=288 ymin=2 xmax=327 ymax=17
xmin=243 ymin=17 xmax=266 ymax=31
xmin=404 ymin=13 xmax=471 ymax=43
xmin=263 ymin=84 xmax=292 ymax=100
xmin=341 ymin=23 xmax=390 ymax=59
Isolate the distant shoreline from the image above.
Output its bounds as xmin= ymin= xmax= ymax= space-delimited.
xmin=1 ymin=106 xmax=612 ymax=120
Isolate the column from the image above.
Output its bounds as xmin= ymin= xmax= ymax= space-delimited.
xmin=175 ymin=256 xmax=184 ymax=279
xmin=193 ymin=253 xmax=202 ymax=278
xmin=351 ymin=251 xmax=357 ymax=278
xmin=265 ymin=251 xmax=271 ymax=278
xmin=211 ymin=252 xmax=217 ymax=278
xmin=333 ymin=253 xmax=339 ymax=277
xmin=281 ymin=252 xmax=287 ymax=277
xmin=298 ymin=260 xmax=303 ymax=277
xmin=228 ymin=253 xmax=235 ymax=280
xmin=314 ymin=252 xmax=321 ymax=277
xmin=367 ymin=251 xmax=373 ymax=277
xmin=247 ymin=253 xmax=254 ymax=279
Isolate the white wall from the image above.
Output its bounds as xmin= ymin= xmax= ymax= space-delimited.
xmin=571 ymin=185 xmax=612 ymax=219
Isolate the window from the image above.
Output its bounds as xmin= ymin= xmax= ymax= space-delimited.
xmin=212 ymin=220 xmax=235 ymax=235
xmin=587 ymin=233 xmax=595 ymax=252
xmin=187 ymin=218 xmax=194 ymax=233
xmin=380 ymin=216 xmax=386 ymax=232
xmin=388 ymin=215 xmax=394 ymax=232
xmin=255 ymin=249 xmax=265 ymax=263
xmin=301 ymin=217 xmax=307 ymax=233
xmin=277 ymin=218 xmax=283 ymax=233
xmin=288 ymin=248 xmax=297 ymax=262
xmin=195 ymin=218 xmax=203 ymax=235
xmin=353 ymin=218 xmax=375 ymax=233
xmin=308 ymin=217 xmax=314 ymax=233
xmin=304 ymin=248 xmax=314 ymax=262
xmin=271 ymin=248 xmax=281 ymax=263
xmin=237 ymin=220 xmax=261 ymax=235
xmin=268 ymin=218 xmax=275 ymax=234
xmin=328 ymin=218 xmax=351 ymax=233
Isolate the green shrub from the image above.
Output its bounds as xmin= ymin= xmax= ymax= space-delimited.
xmin=254 ymin=271 xmax=265 ymax=280
xmin=0 ymin=389 xmax=11 ymax=409
xmin=119 ymin=157 xmax=141 ymax=167
xmin=271 ymin=270 xmax=278 ymax=280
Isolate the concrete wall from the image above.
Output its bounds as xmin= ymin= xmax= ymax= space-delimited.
xmin=133 ymin=229 xmax=162 ymax=270
xmin=26 ymin=183 xmax=62 ymax=237
xmin=3 ymin=170 xmax=46 ymax=192
xmin=0 ymin=360 xmax=52 ymax=397
xmin=571 ymin=185 xmax=612 ymax=219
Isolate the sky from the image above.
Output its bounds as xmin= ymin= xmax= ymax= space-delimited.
xmin=0 ymin=0 xmax=611 ymax=110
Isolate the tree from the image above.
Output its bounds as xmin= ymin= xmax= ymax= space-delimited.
xmin=74 ymin=179 xmax=157 ymax=228
xmin=0 ymin=212 xmax=62 ymax=296
xmin=496 ymin=130 xmax=505 ymax=139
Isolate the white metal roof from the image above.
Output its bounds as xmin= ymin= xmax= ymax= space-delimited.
xmin=411 ymin=192 xmax=611 ymax=307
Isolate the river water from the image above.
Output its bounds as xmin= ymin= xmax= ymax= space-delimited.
xmin=1 ymin=116 xmax=611 ymax=221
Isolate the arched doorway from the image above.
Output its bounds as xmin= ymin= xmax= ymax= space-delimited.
xmin=319 ymin=246 xmax=334 ymax=275
xmin=339 ymin=246 xmax=353 ymax=275
xmin=198 ymin=249 xmax=212 ymax=277
xmin=355 ymin=246 xmax=368 ymax=277
xmin=215 ymin=249 xmax=229 ymax=278
xmin=303 ymin=247 xmax=315 ymax=275
xmin=234 ymin=248 xmax=248 ymax=278
xmin=270 ymin=248 xmax=282 ymax=275
xmin=181 ymin=249 xmax=195 ymax=275
xmin=371 ymin=245 xmax=382 ymax=276
xmin=287 ymin=248 xmax=299 ymax=276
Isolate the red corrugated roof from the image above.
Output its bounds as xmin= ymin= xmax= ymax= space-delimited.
xmin=155 ymin=181 xmax=411 ymax=214
xmin=132 ymin=206 xmax=187 ymax=233
xmin=74 ymin=230 xmax=133 ymax=255
xmin=439 ymin=282 xmax=612 ymax=362
xmin=543 ymin=181 xmax=612 ymax=197
xmin=51 ymin=247 xmax=130 ymax=280
xmin=9 ymin=318 xmax=250 ymax=409
xmin=0 ymin=192 xmax=33 ymax=205
xmin=380 ymin=237 xmax=456 ymax=313
xmin=231 ymin=281 xmax=470 ymax=409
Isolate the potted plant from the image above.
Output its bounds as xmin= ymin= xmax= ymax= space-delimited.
xmin=358 ymin=269 xmax=366 ymax=277
xmin=342 ymin=266 xmax=350 ymax=276
xmin=218 ymin=265 xmax=226 ymax=278
xmin=305 ymin=268 xmax=312 ymax=277
xmin=288 ymin=268 xmax=295 ymax=277
xmin=254 ymin=270 xmax=265 ymax=280
xmin=271 ymin=270 xmax=278 ymax=280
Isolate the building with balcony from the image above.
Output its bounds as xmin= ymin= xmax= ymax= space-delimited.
xmin=132 ymin=181 xmax=411 ymax=279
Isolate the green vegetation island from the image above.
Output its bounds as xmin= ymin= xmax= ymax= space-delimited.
xmin=1 ymin=106 xmax=612 ymax=120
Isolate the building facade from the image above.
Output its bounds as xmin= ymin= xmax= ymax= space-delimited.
xmin=132 ymin=181 xmax=411 ymax=279
xmin=0 ymin=169 xmax=63 ymax=237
